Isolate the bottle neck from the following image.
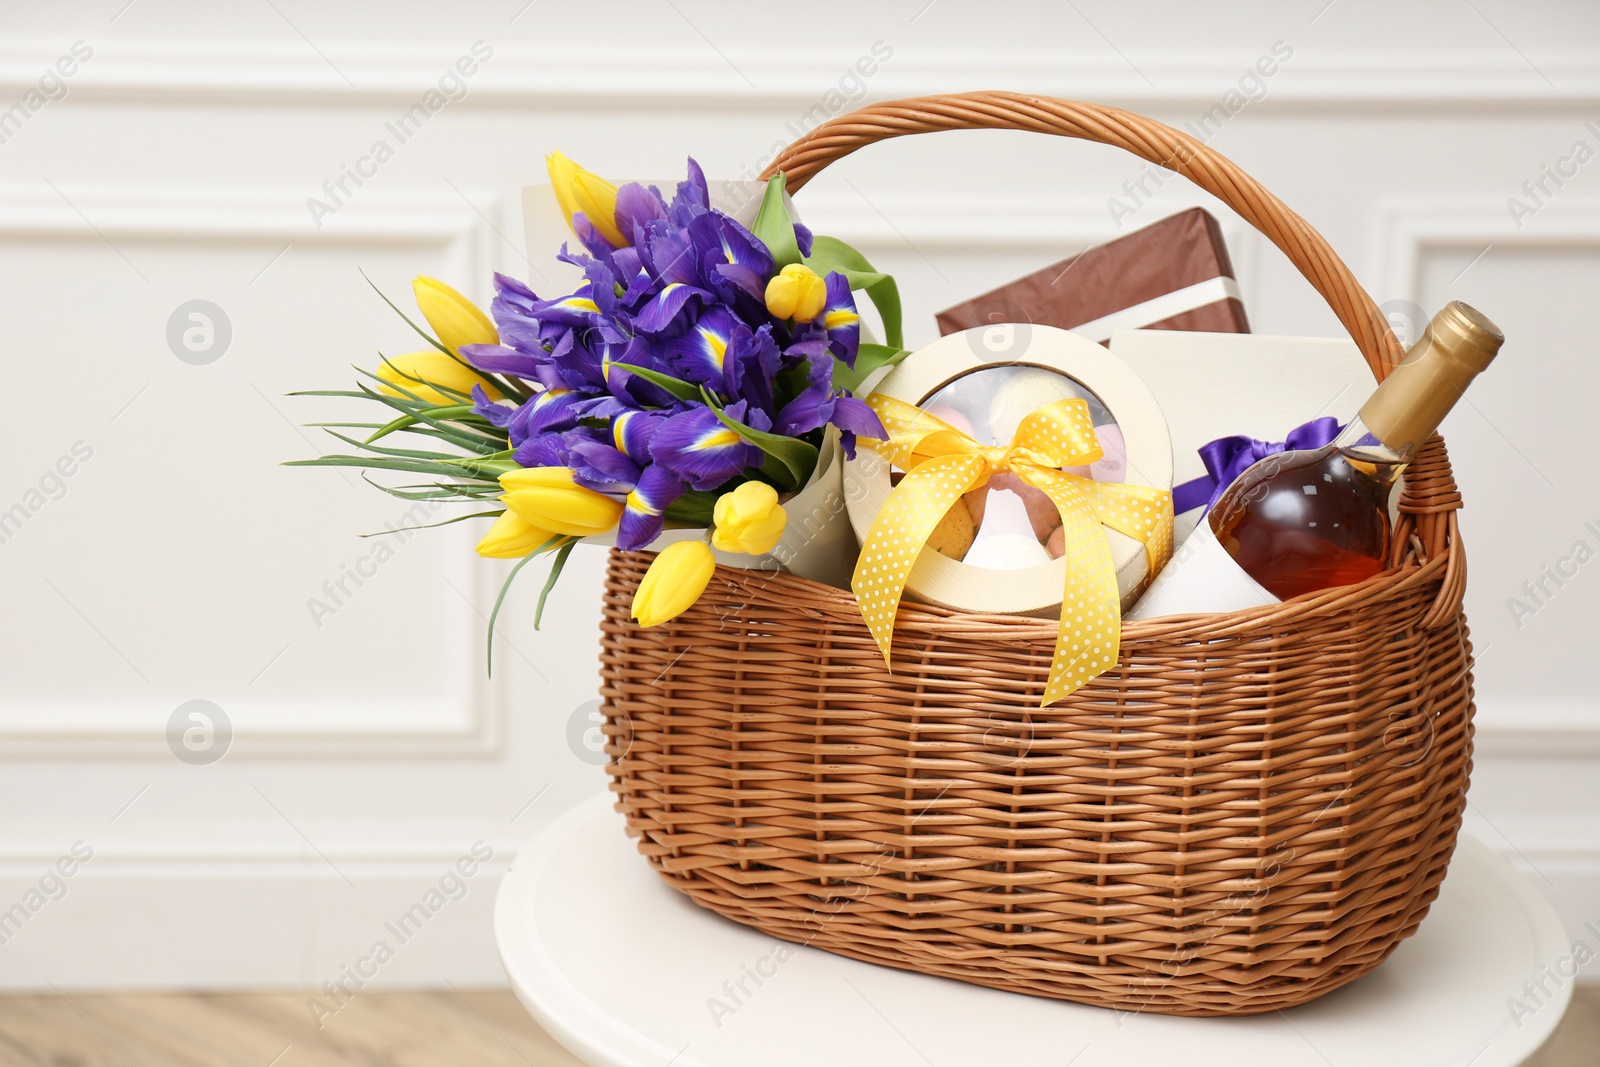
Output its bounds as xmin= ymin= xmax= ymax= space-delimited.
xmin=1330 ymin=414 xmax=1411 ymax=489
xmin=1357 ymin=300 xmax=1502 ymax=458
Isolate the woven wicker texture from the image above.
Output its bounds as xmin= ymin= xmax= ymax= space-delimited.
xmin=597 ymin=93 xmax=1475 ymax=1016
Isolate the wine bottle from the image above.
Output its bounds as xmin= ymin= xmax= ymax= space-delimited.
xmin=1208 ymin=301 xmax=1503 ymax=600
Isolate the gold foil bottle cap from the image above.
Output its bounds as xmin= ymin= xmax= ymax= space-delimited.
xmin=1430 ymin=300 xmax=1503 ymax=372
xmin=1359 ymin=300 xmax=1503 ymax=457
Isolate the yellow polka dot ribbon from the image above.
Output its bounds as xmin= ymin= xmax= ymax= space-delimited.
xmin=852 ymin=394 xmax=1173 ymax=706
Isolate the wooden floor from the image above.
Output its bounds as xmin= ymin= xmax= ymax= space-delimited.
xmin=0 ymin=990 xmax=585 ymax=1067
xmin=0 ymin=985 xmax=1595 ymax=1065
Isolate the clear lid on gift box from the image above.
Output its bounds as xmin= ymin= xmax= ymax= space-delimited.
xmin=844 ymin=324 xmax=1173 ymax=616
xmin=916 ymin=364 xmax=1129 ymax=571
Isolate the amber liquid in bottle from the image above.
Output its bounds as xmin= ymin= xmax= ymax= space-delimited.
xmin=1207 ymin=301 xmax=1503 ymax=600
xmin=1209 ymin=446 xmax=1402 ymax=600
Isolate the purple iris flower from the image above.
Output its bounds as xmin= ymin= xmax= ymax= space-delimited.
xmin=472 ymin=384 xmax=513 ymax=428
xmin=723 ymin=324 xmax=782 ymax=417
xmin=631 ymin=282 xmax=711 ymax=337
xmin=611 ymin=409 xmax=672 ymax=464
xmin=617 ymin=464 xmax=685 ymax=550
xmin=614 ymin=182 xmax=667 ymax=246
xmin=565 ymin=434 xmax=641 ymax=495
xmin=601 ymin=337 xmax=684 ymax=409
xmin=513 ymin=427 xmax=578 ymax=469
xmin=643 ymin=225 xmax=700 ymax=290
xmin=649 ymin=406 xmax=764 ymax=491
xmin=819 ymin=272 xmax=861 ymax=367
xmin=773 ymin=349 xmax=884 ymax=458
xmin=517 ymin=387 xmax=585 ymax=440
xmin=666 ymin=159 xmax=710 ymax=228
xmin=688 ymin=212 xmax=773 ymax=320
xmin=461 ymin=343 xmax=545 ymax=382
xmin=473 ymin=157 xmax=885 ymax=521
xmin=659 ymin=307 xmax=736 ymax=393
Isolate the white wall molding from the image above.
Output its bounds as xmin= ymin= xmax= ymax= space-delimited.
xmin=0 ymin=183 xmax=511 ymax=760
xmin=2 ymin=802 xmax=1594 ymax=989
xmin=1464 ymin=812 xmax=1600 ymax=981
xmin=1370 ymin=194 xmax=1600 ymax=304
xmin=0 ymin=818 xmax=544 ymax=990
xmin=796 ymin=192 xmax=1248 ymax=249
xmin=0 ymin=698 xmax=507 ymax=760
xmin=1366 ymin=199 xmax=1600 ymax=761
xmin=3 ymin=41 xmax=1599 ymax=110
xmin=795 ymin=191 xmax=1264 ymax=311
xmin=0 ymin=821 xmax=532 ymax=873
xmin=1476 ymin=702 xmax=1600 ymax=760
xmin=0 ymin=184 xmax=502 ymax=246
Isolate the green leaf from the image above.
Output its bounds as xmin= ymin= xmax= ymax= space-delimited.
xmin=805 ymin=234 xmax=903 ymax=349
xmin=664 ymin=490 xmax=717 ymax=525
xmin=366 ymin=405 xmax=474 ymax=443
xmin=360 ymin=510 xmax=505 ymax=536
xmin=358 ymin=271 xmax=529 ymax=402
xmin=356 ymin=369 xmax=437 ymax=410
xmin=359 ymin=474 xmax=501 ymax=502
xmin=751 ymin=174 xmax=801 ymax=269
xmin=756 ymin=453 xmax=799 ymax=490
xmin=773 ymin=361 xmax=811 ymax=409
xmin=486 ymin=551 xmax=539 ymax=676
xmin=362 ymin=270 xmax=451 ymax=356
xmin=833 ymin=342 xmax=912 ymax=395
xmin=373 ymin=354 xmax=480 ymax=405
xmin=708 ymin=405 xmax=818 ymax=491
xmin=605 ymin=362 xmax=700 ymax=403
xmin=354 ymin=366 xmax=470 ymax=410
xmin=339 ymin=377 xmax=509 ymax=453
xmin=285 ymin=455 xmax=472 ymax=478
xmin=484 ymin=534 xmax=571 ymax=673
xmin=287 ymin=389 xmax=372 ymax=399
xmin=283 ymin=453 xmax=518 ymax=480
xmin=320 ymin=429 xmax=473 ymax=463
xmin=534 ymin=540 xmax=577 ymax=630
xmin=383 ymin=424 xmax=505 ymax=453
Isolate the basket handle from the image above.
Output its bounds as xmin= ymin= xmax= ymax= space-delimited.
xmin=762 ymin=91 xmax=1466 ymax=625
xmin=760 ymin=91 xmax=1407 ymax=380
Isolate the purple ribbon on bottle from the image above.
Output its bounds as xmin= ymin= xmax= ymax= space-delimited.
xmin=1171 ymin=416 xmax=1345 ymax=514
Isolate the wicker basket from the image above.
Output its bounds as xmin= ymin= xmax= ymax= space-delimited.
xmin=596 ymin=92 xmax=1474 ymax=1017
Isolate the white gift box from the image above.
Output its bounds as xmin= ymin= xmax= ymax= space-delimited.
xmin=1108 ymin=329 xmax=1378 ymax=546
xmin=1110 ymin=329 xmax=1379 ymax=620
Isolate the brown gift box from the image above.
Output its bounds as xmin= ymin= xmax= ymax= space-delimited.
xmin=935 ymin=207 xmax=1249 ymax=342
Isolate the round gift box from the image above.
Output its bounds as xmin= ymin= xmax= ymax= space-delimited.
xmin=843 ymin=324 xmax=1173 ymax=616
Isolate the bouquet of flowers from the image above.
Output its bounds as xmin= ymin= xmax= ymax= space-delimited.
xmin=291 ymin=156 xmax=908 ymax=652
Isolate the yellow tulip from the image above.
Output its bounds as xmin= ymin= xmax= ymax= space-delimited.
xmin=413 ymin=276 xmax=498 ymax=355
xmin=631 ymin=540 xmax=715 ymax=628
xmin=546 ymin=151 xmax=628 ymax=248
xmin=499 ymin=466 xmax=624 ymax=537
xmin=764 ymin=263 xmax=827 ymax=323
xmin=376 ymin=350 xmax=502 ymax=406
xmin=711 ymin=482 xmax=787 ymax=555
xmin=476 ymin=511 xmax=556 ymax=559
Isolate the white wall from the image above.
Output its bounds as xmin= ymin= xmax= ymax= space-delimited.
xmin=0 ymin=0 xmax=1596 ymax=990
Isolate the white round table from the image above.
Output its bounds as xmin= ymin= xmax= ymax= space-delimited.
xmin=497 ymin=792 xmax=1572 ymax=1067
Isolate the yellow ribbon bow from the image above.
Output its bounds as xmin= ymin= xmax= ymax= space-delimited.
xmin=852 ymin=394 xmax=1174 ymax=706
